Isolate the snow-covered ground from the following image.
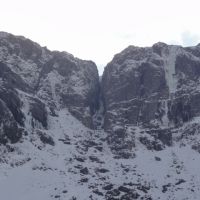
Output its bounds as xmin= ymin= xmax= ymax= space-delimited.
xmin=0 ymin=108 xmax=200 ymax=200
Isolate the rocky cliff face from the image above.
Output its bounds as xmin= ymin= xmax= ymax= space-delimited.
xmin=102 ymin=42 xmax=200 ymax=155
xmin=1 ymin=33 xmax=200 ymax=200
xmin=0 ymin=32 xmax=99 ymax=143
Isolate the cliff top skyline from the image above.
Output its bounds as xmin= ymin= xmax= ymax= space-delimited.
xmin=1 ymin=0 xmax=200 ymax=74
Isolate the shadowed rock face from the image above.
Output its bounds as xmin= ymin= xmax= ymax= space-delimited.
xmin=0 ymin=99 xmax=22 ymax=144
xmin=0 ymin=85 xmax=24 ymax=126
xmin=28 ymin=97 xmax=48 ymax=128
xmin=102 ymin=43 xmax=200 ymax=153
xmin=0 ymin=32 xmax=99 ymax=143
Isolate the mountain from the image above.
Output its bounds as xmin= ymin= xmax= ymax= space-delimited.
xmin=0 ymin=32 xmax=200 ymax=200
xmin=102 ymin=42 xmax=200 ymax=157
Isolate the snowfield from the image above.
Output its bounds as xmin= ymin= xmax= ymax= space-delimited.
xmin=1 ymin=108 xmax=200 ymax=200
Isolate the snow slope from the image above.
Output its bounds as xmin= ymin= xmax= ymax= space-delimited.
xmin=1 ymin=106 xmax=200 ymax=199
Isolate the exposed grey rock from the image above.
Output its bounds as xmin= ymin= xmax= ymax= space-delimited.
xmin=80 ymin=167 xmax=89 ymax=175
xmin=29 ymin=97 xmax=48 ymax=128
xmin=102 ymin=43 xmax=200 ymax=153
xmin=0 ymin=85 xmax=24 ymax=126
xmin=36 ymin=130 xmax=55 ymax=146
xmin=0 ymin=32 xmax=99 ymax=132
xmin=103 ymin=184 xmax=114 ymax=191
xmin=0 ymin=99 xmax=22 ymax=144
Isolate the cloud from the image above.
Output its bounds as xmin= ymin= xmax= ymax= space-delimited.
xmin=181 ymin=31 xmax=200 ymax=46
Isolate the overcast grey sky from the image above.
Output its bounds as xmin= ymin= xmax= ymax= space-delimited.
xmin=1 ymin=0 xmax=200 ymax=74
